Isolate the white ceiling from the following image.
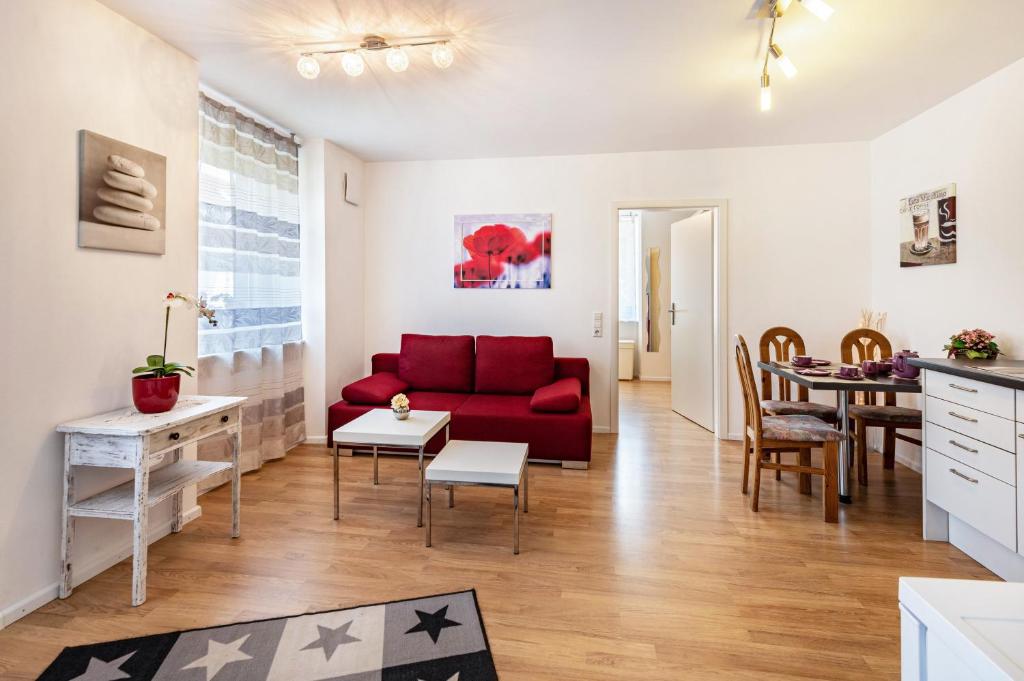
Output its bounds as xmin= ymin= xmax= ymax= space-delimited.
xmin=100 ymin=0 xmax=1024 ymax=162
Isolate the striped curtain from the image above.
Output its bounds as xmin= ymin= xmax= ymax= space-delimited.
xmin=197 ymin=93 xmax=305 ymax=475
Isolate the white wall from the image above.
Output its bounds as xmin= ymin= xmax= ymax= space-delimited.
xmin=362 ymin=142 xmax=871 ymax=436
xmin=302 ymin=139 xmax=366 ymax=441
xmin=869 ymin=56 xmax=1024 ymax=470
xmin=0 ymin=0 xmax=198 ymax=625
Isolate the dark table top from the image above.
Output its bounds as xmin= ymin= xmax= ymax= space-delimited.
xmin=757 ymin=360 xmax=923 ymax=393
xmin=908 ymin=357 xmax=1024 ymax=391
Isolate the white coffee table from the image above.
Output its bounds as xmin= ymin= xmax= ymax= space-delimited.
xmin=424 ymin=440 xmax=529 ymax=554
xmin=331 ymin=409 xmax=450 ymax=526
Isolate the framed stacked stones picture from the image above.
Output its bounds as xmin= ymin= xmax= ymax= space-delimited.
xmin=78 ymin=130 xmax=167 ymax=255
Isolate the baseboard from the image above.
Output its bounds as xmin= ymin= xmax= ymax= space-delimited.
xmin=639 ymin=376 xmax=670 ymax=382
xmin=305 ymin=435 xmax=327 ymax=445
xmin=0 ymin=504 xmax=202 ymax=629
xmin=725 ymin=431 xmax=743 ymax=441
xmin=592 ymin=425 xmax=611 ymax=434
xmin=896 ymin=450 xmax=922 ymax=473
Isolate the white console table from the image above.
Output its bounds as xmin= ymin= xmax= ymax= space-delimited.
xmin=56 ymin=395 xmax=245 ymax=606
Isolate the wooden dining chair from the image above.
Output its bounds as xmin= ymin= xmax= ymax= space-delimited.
xmin=737 ymin=335 xmax=841 ymax=522
xmin=840 ymin=328 xmax=922 ymax=486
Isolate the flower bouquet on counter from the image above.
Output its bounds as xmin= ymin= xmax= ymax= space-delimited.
xmin=943 ymin=328 xmax=1000 ymax=360
xmin=391 ymin=393 xmax=411 ymax=420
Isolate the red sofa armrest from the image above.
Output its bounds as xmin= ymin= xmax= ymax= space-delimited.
xmin=554 ymin=357 xmax=590 ymax=395
xmin=371 ymin=352 xmax=400 ymax=374
xmin=531 ymin=377 xmax=582 ymax=413
xmin=341 ymin=371 xmax=409 ymax=405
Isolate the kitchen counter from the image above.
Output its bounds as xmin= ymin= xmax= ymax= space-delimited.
xmin=909 ymin=357 xmax=1024 ymax=391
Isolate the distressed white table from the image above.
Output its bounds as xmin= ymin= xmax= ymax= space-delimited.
xmin=56 ymin=395 xmax=246 ymax=606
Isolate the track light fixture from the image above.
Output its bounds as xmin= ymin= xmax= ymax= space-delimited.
xmin=757 ymin=0 xmax=833 ymax=110
xmin=296 ymin=34 xmax=455 ymax=79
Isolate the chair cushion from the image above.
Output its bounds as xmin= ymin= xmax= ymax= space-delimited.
xmin=848 ymin=404 xmax=922 ymax=424
xmin=398 ymin=334 xmax=475 ymax=392
xmin=761 ymin=399 xmax=838 ymax=421
xmin=761 ymin=415 xmax=843 ymax=442
xmin=475 ymin=335 xmax=555 ymax=394
xmin=341 ymin=372 xmax=410 ymax=405
xmin=530 ymin=378 xmax=582 ymax=413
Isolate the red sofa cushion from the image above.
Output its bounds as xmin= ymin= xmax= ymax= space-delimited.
xmin=530 ymin=377 xmax=582 ymax=413
xmin=341 ymin=372 xmax=410 ymax=405
xmin=475 ymin=335 xmax=554 ymax=395
xmin=327 ymin=391 xmax=469 ymax=451
xmin=554 ymin=357 xmax=590 ymax=395
xmin=371 ymin=353 xmax=400 ymax=374
xmin=406 ymin=391 xmax=472 ymax=413
xmin=452 ymin=394 xmax=592 ymax=462
xmin=399 ymin=334 xmax=475 ymax=392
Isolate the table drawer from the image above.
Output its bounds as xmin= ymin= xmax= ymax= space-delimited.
xmin=926 ymin=421 xmax=1016 ymax=486
xmin=927 ymin=374 xmax=1015 ymax=419
xmin=926 ymin=395 xmax=1016 ymax=452
xmin=148 ymin=408 xmax=238 ymax=455
xmin=926 ymin=449 xmax=1017 ymax=551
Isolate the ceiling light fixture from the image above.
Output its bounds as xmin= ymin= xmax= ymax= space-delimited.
xmin=296 ymin=33 xmax=455 ymax=79
xmin=757 ymin=0 xmax=832 ymax=110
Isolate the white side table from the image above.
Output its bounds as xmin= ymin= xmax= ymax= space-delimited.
xmin=425 ymin=440 xmax=529 ymax=554
xmin=56 ymin=395 xmax=245 ymax=606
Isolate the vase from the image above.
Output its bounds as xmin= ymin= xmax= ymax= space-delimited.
xmin=393 ymin=407 xmax=410 ymax=420
xmin=132 ymin=374 xmax=180 ymax=414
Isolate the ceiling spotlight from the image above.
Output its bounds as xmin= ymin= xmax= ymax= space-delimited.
xmin=386 ymin=46 xmax=409 ymax=72
xmin=432 ymin=42 xmax=454 ymax=69
xmin=799 ymin=0 xmax=834 ymax=21
xmin=769 ymin=43 xmax=797 ymax=79
xmin=760 ymin=73 xmax=772 ymax=111
xmin=341 ymin=52 xmax=365 ymax=76
xmin=296 ymin=55 xmax=320 ymax=79
xmin=775 ymin=0 xmax=794 ymax=12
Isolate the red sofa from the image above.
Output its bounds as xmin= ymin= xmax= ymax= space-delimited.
xmin=327 ymin=334 xmax=592 ymax=467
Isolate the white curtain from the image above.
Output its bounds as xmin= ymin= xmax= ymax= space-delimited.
xmin=197 ymin=93 xmax=305 ymax=477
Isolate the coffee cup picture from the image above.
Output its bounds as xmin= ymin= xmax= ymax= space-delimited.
xmin=899 ymin=183 xmax=957 ymax=268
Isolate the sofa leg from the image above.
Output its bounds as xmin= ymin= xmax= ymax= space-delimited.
xmin=561 ymin=460 xmax=588 ymax=470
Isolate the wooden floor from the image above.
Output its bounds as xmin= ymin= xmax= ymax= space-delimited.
xmin=0 ymin=382 xmax=993 ymax=680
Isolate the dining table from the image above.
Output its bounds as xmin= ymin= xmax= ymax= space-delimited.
xmin=756 ymin=360 xmax=923 ymax=504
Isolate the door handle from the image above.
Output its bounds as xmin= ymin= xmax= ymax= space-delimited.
xmin=669 ymin=303 xmax=677 ymax=326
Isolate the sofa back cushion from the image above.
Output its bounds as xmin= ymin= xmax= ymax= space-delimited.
xmin=475 ymin=335 xmax=555 ymax=395
xmin=398 ymin=334 xmax=476 ymax=392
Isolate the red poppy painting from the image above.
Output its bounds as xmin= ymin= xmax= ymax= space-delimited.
xmin=454 ymin=214 xmax=551 ymax=289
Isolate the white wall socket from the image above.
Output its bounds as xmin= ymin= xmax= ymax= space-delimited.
xmin=592 ymin=312 xmax=603 ymax=337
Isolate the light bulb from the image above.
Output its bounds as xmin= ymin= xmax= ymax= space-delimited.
xmin=432 ymin=42 xmax=454 ymax=69
xmin=770 ymin=43 xmax=798 ymax=79
xmin=800 ymin=0 xmax=834 ymax=21
xmin=296 ymin=55 xmax=320 ymax=79
xmin=341 ymin=52 xmax=365 ymax=77
xmin=385 ymin=46 xmax=409 ymax=72
xmin=775 ymin=0 xmax=793 ymax=12
xmin=760 ymin=73 xmax=772 ymax=111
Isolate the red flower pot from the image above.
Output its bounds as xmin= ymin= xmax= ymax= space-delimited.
xmin=132 ymin=374 xmax=180 ymax=414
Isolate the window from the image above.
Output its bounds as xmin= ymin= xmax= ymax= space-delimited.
xmin=618 ymin=211 xmax=641 ymax=322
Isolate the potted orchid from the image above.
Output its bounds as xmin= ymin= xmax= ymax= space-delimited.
xmin=944 ymin=328 xmax=1000 ymax=360
xmin=131 ymin=292 xmax=217 ymax=413
xmin=391 ymin=393 xmax=410 ymax=420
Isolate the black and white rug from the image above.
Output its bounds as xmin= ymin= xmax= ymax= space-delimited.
xmin=38 ymin=589 xmax=497 ymax=681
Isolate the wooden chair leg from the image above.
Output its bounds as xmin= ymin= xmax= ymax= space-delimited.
xmin=798 ymin=449 xmax=812 ymax=495
xmin=856 ymin=418 xmax=868 ymax=486
xmin=741 ymin=432 xmax=751 ymax=494
xmin=751 ymin=446 xmax=763 ymax=512
xmin=823 ymin=440 xmax=839 ymax=523
xmin=774 ymin=452 xmax=782 ymax=481
xmin=883 ymin=427 xmax=896 ymax=469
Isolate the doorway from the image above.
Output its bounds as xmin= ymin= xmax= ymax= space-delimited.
xmin=610 ymin=200 xmax=728 ymax=438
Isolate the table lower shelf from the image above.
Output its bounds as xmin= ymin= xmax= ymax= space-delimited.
xmin=70 ymin=460 xmax=232 ymax=520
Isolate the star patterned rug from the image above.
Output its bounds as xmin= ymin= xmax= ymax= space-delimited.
xmin=37 ymin=589 xmax=497 ymax=681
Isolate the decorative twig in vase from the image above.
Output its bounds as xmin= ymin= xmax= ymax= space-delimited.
xmin=131 ymin=292 xmax=217 ymax=413
xmin=944 ymin=328 xmax=1000 ymax=360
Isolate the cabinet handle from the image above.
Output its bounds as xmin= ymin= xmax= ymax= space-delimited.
xmin=948 ymin=383 xmax=978 ymax=393
xmin=220 ymin=415 xmax=230 ymax=423
xmin=168 ymin=432 xmax=181 ymax=441
xmin=948 ymin=411 xmax=978 ymax=423
xmin=948 ymin=468 xmax=978 ymax=484
xmin=948 ymin=439 xmax=978 ymax=454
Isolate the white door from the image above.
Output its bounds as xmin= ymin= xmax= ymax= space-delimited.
xmin=669 ymin=211 xmax=714 ymax=431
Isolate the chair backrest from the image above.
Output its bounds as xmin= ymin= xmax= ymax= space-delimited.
xmin=840 ymin=328 xmax=894 ymax=406
xmin=735 ymin=335 xmax=763 ymax=439
xmin=758 ymin=327 xmax=809 ymax=403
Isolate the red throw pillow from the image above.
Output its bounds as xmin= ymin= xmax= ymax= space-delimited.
xmin=476 ymin=335 xmax=555 ymax=395
xmin=530 ymin=377 xmax=582 ymax=413
xmin=341 ymin=372 xmax=410 ymax=405
xmin=398 ymin=334 xmax=476 ymax=392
